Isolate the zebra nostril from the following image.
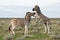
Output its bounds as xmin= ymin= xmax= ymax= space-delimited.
xmin=32 ymin=8 xmax=34 ymax=11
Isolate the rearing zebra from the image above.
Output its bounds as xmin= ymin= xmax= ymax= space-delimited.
xmin=32 ymin=5 xmax=51 ymax=34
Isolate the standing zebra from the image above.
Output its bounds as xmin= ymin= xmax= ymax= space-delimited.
xmin=8 ymin=12 xmax=35 ymax=35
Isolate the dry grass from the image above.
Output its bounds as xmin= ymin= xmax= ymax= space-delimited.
xmin=0 ymin=18 xmax=60 ymax=40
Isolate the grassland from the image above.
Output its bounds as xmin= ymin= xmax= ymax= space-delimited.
xmin=0 ymin=18 xmax=60 ymax=40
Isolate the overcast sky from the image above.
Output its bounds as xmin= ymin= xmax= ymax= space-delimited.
xmin=0 ymin=0 xmax=60 ymax=18
xmin=0 ymin=0 xmax=59 ymax=6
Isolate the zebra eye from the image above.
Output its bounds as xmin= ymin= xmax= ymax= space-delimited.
xmin=33 ymin=13 xmax=36 ymax=14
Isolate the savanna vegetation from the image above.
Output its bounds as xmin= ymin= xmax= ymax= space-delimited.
xmin=0 ymin=18 xmax=60 ymax=40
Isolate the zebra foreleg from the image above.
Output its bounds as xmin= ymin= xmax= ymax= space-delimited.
xmin=43 ymin=23 xmax=47 ymax=33
xmin=47 ymin=22 xmax=50 ymax=34
xmin=24 ymin=24 xmax=28 ymax=36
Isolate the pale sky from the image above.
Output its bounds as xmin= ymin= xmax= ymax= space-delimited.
xmin=0 ymin=0 xmax=60 ymax=18
xmin=0 ymin=0 xmax=59 ymax=7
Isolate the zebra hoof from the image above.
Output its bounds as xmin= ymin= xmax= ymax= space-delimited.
xmin=48 ymin=32 xmax=51 ymax=34
xmin=36 ymin=21 xmax=38 ymax=23
xmin=43 ymin=32 xmax=46 ymax=34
